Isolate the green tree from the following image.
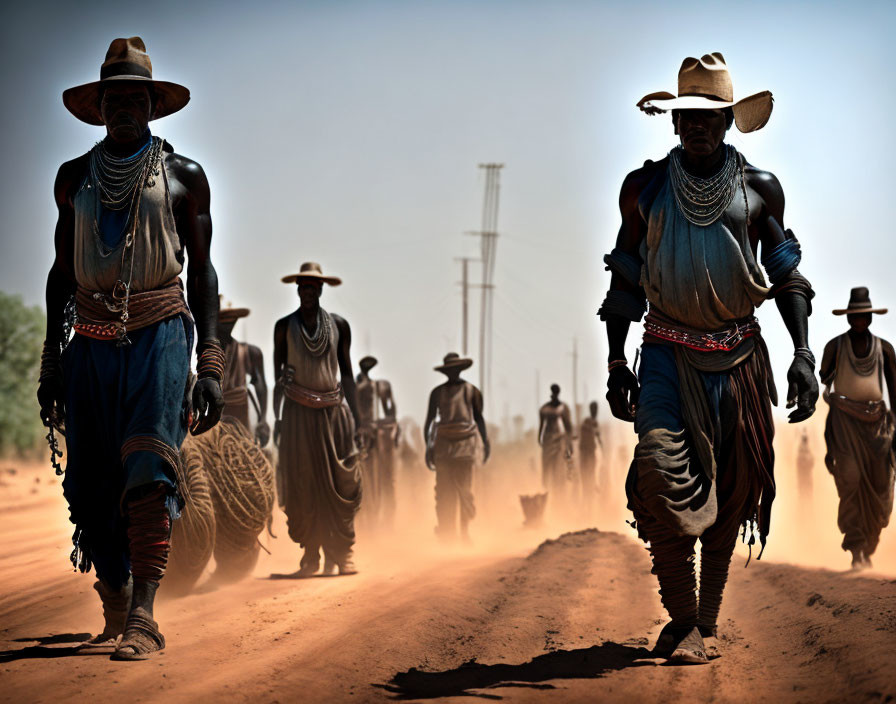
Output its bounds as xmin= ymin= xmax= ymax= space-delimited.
xmin=0 ymin=292 xmax=46 ymax=455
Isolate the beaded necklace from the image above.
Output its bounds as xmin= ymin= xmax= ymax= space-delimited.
xmin=300 ymin=307 xmax=331 ymax=357
xmin=668 ymin=144 xmax=744 ymax=227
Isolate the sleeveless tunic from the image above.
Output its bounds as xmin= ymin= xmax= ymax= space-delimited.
xmin=222 ymin=339 xmax=251 ymax=429
xmin=432 ymin=381 xmax=480 ymax=463
xmin=280 ymin=309 xmax=360 ymax=556
xmin=640 ymin=165 xmax=769 ymax=330
xmin=73 ymin=145 xmax=184 ymax=293
xmin=832 ymin=334 xmax=884 ymax=403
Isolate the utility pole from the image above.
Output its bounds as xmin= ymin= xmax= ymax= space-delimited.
xmin=571 ymin=337 xmax=580 ymax=427
xmin=466 ymin=163 xmax=504 ymax=418
xmin=454 ymin=256 xmax=477 ymax=356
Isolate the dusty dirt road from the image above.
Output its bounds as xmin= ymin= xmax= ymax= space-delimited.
xmin=1 ymin=461 xmax=895 ymax=704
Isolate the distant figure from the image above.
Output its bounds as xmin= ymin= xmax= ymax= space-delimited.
xmin=796 ymin=429 xmax=814 ymax=501
xmin=820 ymin=287 xmax=896 ymax=570
xmin=424 ymin=353 xmax=490 ymax=542
xmin=538 ymin=384 xmax=573 ymax=508
xmin=578 ymin=401 xmax=604 ymax=517
xmin=356 ymin=355 xmax=400 ymax=529
xmin=273 ymin=262 xmax=361 ymax=577
xmin=218 ymin=299 xmax=269 ymax=445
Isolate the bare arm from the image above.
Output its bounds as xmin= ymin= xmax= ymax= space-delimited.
xmin=37 ymin=159 xmax=83 ymax=424
xmin=333 ymin=314 xmax=359 ymax=427
xmin=537 ymin=409 xmax=546 ymax=446
xmin=753 ymin=170 xmax=817 ymax=423
xmin=247 ymin=344 xmax=268 ymax=423
xmin=881 ymin=340 xmax=896 ymax=413
xmin=471 ymin=385 xmax=490 ymax=462
xmin=272 ymin=317 xmax=289 ymax=423
xmin=819 ymin=338 xmax=838 ymax=389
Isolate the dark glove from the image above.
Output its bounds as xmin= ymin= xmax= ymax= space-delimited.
xmin=255 ymin=420 xmax=271 ymax=447
xmin=190 ymin=377 xmax=224 ymax=435
xmin=273 ymin=419 xmax=282 ymax=447
xmin=606 ymin=365 xmax=639 ymax=422
xmin=786 ymin=355 xmax=818 ymax=423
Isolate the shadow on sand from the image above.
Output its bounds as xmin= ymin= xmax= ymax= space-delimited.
xmin=0 ymin=633 xmax=106 ymax=663
xmin=375 ymin=641 xmax=655 ymax=700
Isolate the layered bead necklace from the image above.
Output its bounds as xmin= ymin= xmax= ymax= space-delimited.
xmin=668 ymin=144 xmax=743 ymax=227
xmin=300 ymin=307 xmax=332 ymax=357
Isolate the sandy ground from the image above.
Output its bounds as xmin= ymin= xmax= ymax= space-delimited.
xmin=1 ymin=435 xmax=895 ymax=704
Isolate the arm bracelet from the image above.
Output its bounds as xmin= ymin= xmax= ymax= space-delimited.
xmin=793 ymin=347 xmax=816 ymax=369
xmin=197 ymin=339 xmax=226 ymax=381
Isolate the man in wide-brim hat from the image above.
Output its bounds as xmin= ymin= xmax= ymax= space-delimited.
xmin=598 ymin=52 xmax=817 ymax=663
xmin=820 ymin=287 xmax=896 ymax=570
xmin=216 ymin=298 xmax=270 ymax=446
xmin=423 ymin=353 xmax=490 ymax=542
xmin=355 ymin=354 xmax=400 ymax=530
xmin=37 ymin=36 xmax=224 ymax=661
xmin=271 ymin=262 xmax=362 ymax=577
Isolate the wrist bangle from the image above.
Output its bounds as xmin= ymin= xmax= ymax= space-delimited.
xmin=608 ymin=359 xmax=628 ymax=373
xmin=794 ymin=347 xmax=816 ymax=369
xmin=197 ymin=339 xmax=226 ymax=381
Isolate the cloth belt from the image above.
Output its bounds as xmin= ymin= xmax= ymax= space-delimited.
xmin=824 ymin=389 xmax=888 ymax=422
xmin=284 ymin=381 xmax=343 ymax=409
xmin=74 ymin=278 xmax=190 ymax=340
xmin=643 ymin=309 xmax=760 ymax=353
xmin=435 ymin=422 xmax=477 ymax=440
xmin=222 ymin=385 xmax=248 ymax=406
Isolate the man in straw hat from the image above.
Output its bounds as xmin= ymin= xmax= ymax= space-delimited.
xmin=36 ymin=37 xmax=224 ymax=660
xmin=272 ymin=262 xmax=362 ymax=577
xmin=356 ymin=355 xmax=400 ymax=530
xmin=424 ymin=353 xmax=490 ymax=542
xmin=218 ymin=298 xmax=270 ymax=445
xmin=820 ymin=287 xmax=896 ymax=570
xmin=599 ymin=53 xmax=817 ymax=663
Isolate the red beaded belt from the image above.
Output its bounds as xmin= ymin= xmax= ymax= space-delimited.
xmin=74 ymin=279 xmax=190 ymax=340
xmin=284 ymin=381 xmax=343 ymax=409
xmin=643 ymin=310 xmax=760 ymax=352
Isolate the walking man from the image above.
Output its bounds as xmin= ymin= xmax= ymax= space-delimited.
xmin=600 ymin=54 xmax=817 ymax=663
xmin=578 ymin=401 xmax=603 ymax=518
xmin=424 ymin=353 xmax=490 ymax=542
xmin=820 ymin=287 xmax=895 ymax=570
xmin=538 ymin=384 xmax=574 ymax=509
xmin=273 ymin=262 xmax=361 ymax=577
xmin=356 ymin=355 xmax=400 ymax=529
xmin=219 ymin=299 xmax=269 ymax=445
xmin=37 ymin=37 xmax=223 ymax=659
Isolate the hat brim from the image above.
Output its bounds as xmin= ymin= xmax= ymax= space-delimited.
xmin=281 ymin=272 xmax=342 ymax=286
xmin=359 ymin=356 xmax=378 ymax=369
xmin=63 ymin=76 xmax=190 ymax=126
xmin=434 ymin=359 xmax=473 ymax=372
xmin=832 ymin=307 xmax=888 ymax=316
xmin=219 ymin=307 xmax=250 ymax=321
xmin=637 ymin=90 xmax=773 ymax=133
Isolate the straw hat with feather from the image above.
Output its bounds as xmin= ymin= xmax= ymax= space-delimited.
xmin=637 ymin=52 xmax=773 ymax=133
xmin=63 ymin=37 xmax=190 ymax=126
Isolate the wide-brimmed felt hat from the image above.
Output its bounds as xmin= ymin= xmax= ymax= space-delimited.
xmin=434 ymin=352 xmax=473 ymax=373
xmin=281 ymin=261 xmax=342 ymax=286
xmin=63 ymin=37 xmax=190 ymax=126
xmin=359 ymin=355 xmax=378 ymax=370
xmin=636 ymin=52 xmax=773 ymax=133
xmin=833 ymin=287 xmax=888 ymax=316
xmin=218 ymin=295 xmax=250 ymax=322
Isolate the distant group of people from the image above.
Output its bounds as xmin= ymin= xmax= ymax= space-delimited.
xmin=33 ymin=39 xmax=893 ymax=669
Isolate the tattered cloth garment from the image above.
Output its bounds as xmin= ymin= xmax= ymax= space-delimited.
xmin=823 ymin=333 xmax=895 ymax=557
xmin=279 ymin=310 xmax=360 ymax=561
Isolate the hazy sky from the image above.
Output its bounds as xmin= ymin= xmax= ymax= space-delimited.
xmin=3 ymin=0 xmax=895 ymax=432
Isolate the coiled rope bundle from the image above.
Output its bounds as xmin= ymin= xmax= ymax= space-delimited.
xmin=167 ymin=439 xmax=217 ymax=592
